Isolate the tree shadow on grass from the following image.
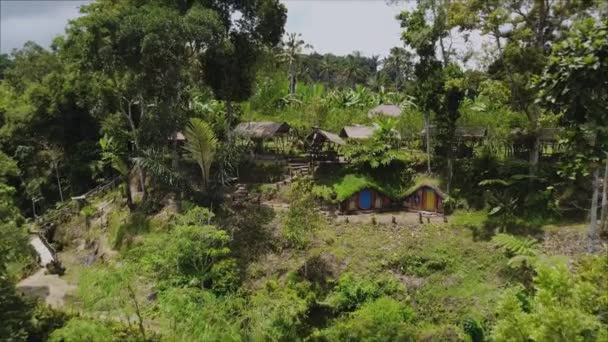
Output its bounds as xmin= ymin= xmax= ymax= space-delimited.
xmin=218 ymin=203 xmax=277 ymax=276
xmin=113 ymin=212 xmax=150 ymax=250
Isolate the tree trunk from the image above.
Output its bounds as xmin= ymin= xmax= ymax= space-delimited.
xmin=289 ymin=61 xmax=297 ymax=94
xmin=125 ymin=180 xmax=135 ymax=211
xmin=127 ymin=284 xmax=147 ymax=342
xmin=54 ymin=163 xmax=64 ymax=202
xmin=424 ymin=113 xmax=432 ymax=174
xmin=122 ymin=103 xmax=146 ymax=196
xmin=600 ymin=153 xmax=608 ymax=232
xmin=529 ymin=135 xmax=540 ymax=176
xmin=447 ymin=157 xmax=453 ymax=194
xmin=226 ymin=99 xmax=233 ymax=133
xmin=172 ymin=139 xmax=182 ymax=213
xmin=588 ymin=168 xmax=600 ymax=253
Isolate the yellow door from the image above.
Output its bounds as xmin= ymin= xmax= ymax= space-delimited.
xmin=423 ymin=189 xmax=436 ymax=211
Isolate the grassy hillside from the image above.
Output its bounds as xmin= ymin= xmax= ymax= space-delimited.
xmin=40 ymin=187 xmax=606 ymax=341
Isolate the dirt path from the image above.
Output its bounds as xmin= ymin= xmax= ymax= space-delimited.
xmin=17 ymin=235 xmax=76 ymax=308
xmin=340 ymin=211 xmax=446 ymax=225
xmin=17 ymin=269 xmax=76 ymax=308
xmin=30 ymin=236 xmax=55 ymax=266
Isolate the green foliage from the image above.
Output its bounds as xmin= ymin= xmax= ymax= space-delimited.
xmin=156 ymin=287 xmax=243 ymax=341
xmin=0 ymin=276 xmax=33 ymax=341
xmin=49 ymin=319 xmax=114 ymax=342
xmin=312 ymin=296 xmax=415 ymax=341
xmin=184 ymin=118 xmax=218 ymax=191
xmin=323 ymin=273 xmax=405 ymax=313
xmin=492 ymin=258 xmax=608 ymax=341
xmin=389 ymin=250 xmax=451 ymax=277
xmin=244 ymin=278 xmax=315 ymax=341
xmin=332 ymin=173 xmax=407 ymax=202
xmin=492 ymin=233 xmax=538 ymax=255
xmin=342 ymin=118 xmax=410 ymax=171
xmin=282 ymin=177 xmax=323 ymax=249
xmin=462 ymin=317 xmax=485 ymax=342
xmin=127 ymin=206 xmax=238 ymax=293
xmin=111 ymin=212 xmax=150 ymax=249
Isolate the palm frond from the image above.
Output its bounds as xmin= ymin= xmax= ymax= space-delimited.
xmin=133 ymin=149 xmax=190 ymax=192
xmin=183 ymin=118 xmax=218 ymax=189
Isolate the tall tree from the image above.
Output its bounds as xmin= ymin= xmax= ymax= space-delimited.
xmin=450 ymin=0 xmax=597 ymax=174
xmin=398 ymin=1 xmax=452 ymax=173
xmin=196 ymin=0 xmax=287 ymax=129
xmin=279 ymin=33 xmax=313 ymax=94
xmin=537 ymin=18 xmax=608 ymax=251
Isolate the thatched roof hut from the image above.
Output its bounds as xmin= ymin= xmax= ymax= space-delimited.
xmin=306 ymin=128 xmax=345 ymax=146
xmin=234 ymin=121 xmax=291 ymax=139
xmin=420 ymin=125 xmax=487 ymax=141
xmin=339 ymin=125 xmax=377 ymax=140
xmin=368 ymin=104 xmax=401 ymax=118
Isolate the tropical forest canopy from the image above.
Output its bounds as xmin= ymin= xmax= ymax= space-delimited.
xmin=1 ymin=0 xmax=607 ymax=341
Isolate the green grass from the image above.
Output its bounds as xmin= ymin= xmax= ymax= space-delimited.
xmin=450 ymin=210 xmax=488 ymax=228
xmin=403 ymin=175 xmax=443 ymax=196
xmin=246 ymin=216 xmax=509 ymax=329
xmin=315 ymin=172 xmax=405 ymax=202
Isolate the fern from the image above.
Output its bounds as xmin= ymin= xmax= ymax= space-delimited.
xmin=493 ymin=233 xmax=539 ymax=256
xmin=492 ymin=233 xmax=540 ymax=268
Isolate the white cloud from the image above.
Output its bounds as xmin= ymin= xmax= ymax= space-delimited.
xmin=1 ymin=1 xmax=90 ymax=53
xmin=283 ymin=0 xmax=412 ymax=57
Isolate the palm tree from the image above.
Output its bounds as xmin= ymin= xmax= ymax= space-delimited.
xmin=319 ymin=56 xmax=333 ymax=84
xmin=279 ymin=33 xmax=313 ymax=94
xmin=342 ymin=54 xmax=365 ymax=88
xmin=100 ymin=135 xmax=134 ymax=210
xmin=183 ymin=118 xmax=218 ymax=191
xmin=383 ymin=47 xmax=414 ymax=90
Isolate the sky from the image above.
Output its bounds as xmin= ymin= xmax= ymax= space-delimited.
xmin=1 ymin=0 xmax=412 ymax=56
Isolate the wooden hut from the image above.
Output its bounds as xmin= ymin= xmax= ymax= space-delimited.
xmin=368 ymin=104 xmax=401 ymax=119
xmin=404 ymin=183 xmax=446 ymax=213
xmin=420 ymin=125 xmax=487 ymax=144
xmin=508 ymin=127 xmax=563 ymax=159
xmin=420 ymin=125 xmax=487 ymax=157
xmin=340 ymin=124 xmax=401 ymax=141
xmin=306 ymin=127 xmax=345 ymax=162
xmin=339 ymin=188 xmax=395 ymax=214
xmin=234 ymin=121 xmax=292 ymax=155
xmin=339 ymin=125 xmax=377 ymax=140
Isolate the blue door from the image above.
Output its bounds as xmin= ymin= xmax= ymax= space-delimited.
xmin=359 ymin=189 xmax=372 ymax=209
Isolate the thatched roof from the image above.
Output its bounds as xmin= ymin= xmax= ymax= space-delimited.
xmin=169 ymin=132 xmax=186 ymax=141
xmin=340 ymin=125 xmax=377 ymax=139
xmin=307 ymin=128 xmax=345 ymax=146
xmin=509 ymin=127 xmax=561 ymax=143
xmin=234 ymin=121 xmax=291 ymax=139
xmin=340 ymin=124 xmax=402 ymax=140
xmin=420 ymin=125 xmax=487 ymax=139
xmin=368 ymin=104 xmax=401 ymax=118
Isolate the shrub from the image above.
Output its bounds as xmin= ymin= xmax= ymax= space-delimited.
xmin=389 ymin=251 xmax=451 ymax=277
xmin=282 ymin=177 xmax=323 ymax=249
xmin=209 ymin=258 xmax=240 ymax=295
xmin=244 ymin=279 xmax=315 ymax=341
xmin=491 ymin=259 xmax=608 ymax=341
xmin=311 ymin=296 xmax=415 ymax=341
xmin=324 ymin=273 xmax=405 ymax=313
xmin=49 ymin=318 xmax=114 ymax=342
